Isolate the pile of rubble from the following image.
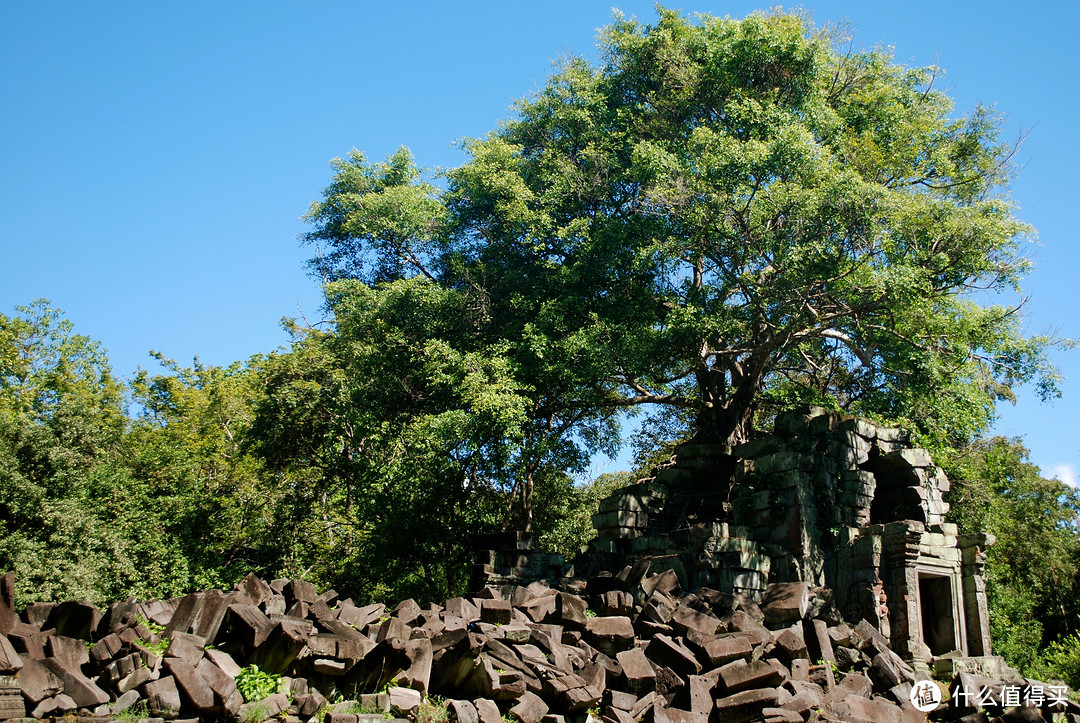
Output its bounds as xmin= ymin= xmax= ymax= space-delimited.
xmin=0 ymin=571 xmax=1074 ymax=723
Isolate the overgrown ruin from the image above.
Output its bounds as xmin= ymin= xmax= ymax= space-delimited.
xmin=475 ymin=407 xmax=996 ymax=672
xmin=0 ymin=408 xmax=1069 ymax=723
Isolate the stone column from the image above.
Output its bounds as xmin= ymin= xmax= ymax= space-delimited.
xmin=959 ymin=533 xmax=995 ymax=656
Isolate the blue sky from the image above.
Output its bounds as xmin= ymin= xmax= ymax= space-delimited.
xmin=2 ymin=1 xmax=1077 ymax=481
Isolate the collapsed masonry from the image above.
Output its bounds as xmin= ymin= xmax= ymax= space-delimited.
xmin=477 ymin=407 xmax=996 ymax=670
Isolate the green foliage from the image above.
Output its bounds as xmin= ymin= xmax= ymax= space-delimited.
xmin=304 ymin=8 xmax=1059 ymax=454
xmin=415 ymin=697 xmax=450 ymax=723
xmin=239 ymin=701 xmax=271 ymax=723
xmin=946 ymin=437 xmax=1080 ymax=678
xmin=1034 ymin=632 xmax=1080 ymax=689
xmin=113 ymin=702 xmax=148 ymax=722
xmin=235 ymin=664 xmax=281 ymax=703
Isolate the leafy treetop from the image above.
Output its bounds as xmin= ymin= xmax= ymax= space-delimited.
xmin=304 ymin=8 xmax=1059 ymax=454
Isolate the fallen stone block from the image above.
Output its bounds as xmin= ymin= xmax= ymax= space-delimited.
xmin=584 ymin=616 xmax=635 ymax=655
xmin=389 ymin=686 xmax=423 ymax=715
xmin=511 ymin=690 xmax=550 ymax=723
xmin=0 ymin=574 xmax=14 ymax=635
xmin=761 ymin=583 xmax=809 ymax=624
xmin=556 ymin=593 xmax=588 ymax=630
xmin=296 ymin=689 xmax=330 ymax=718
xmin=195 ymin=656 xmax=240 ymax=713
xmin=762 ymin=707 xmax=803 ymax=723
xmin=714 ymin=688 xmax=781 ymax=723
xmin=251 ymin=619 xmax=308 ymax=674
xmin=165 ymin=631 xmax=206 ymax=667
xmin=146 ymin=675 xmax=182 ymax=720
xmin=337 ymin=602 xmax=386 ymax=629
xmin=0 ymin=674 xmax=24 ymax=720
xmin=204 ymin=647 xmax=243 ymax=678
xmin=804 ymin=619 xmax=835 ymax=664
xmin=868 ymin=652 xmax=903 ymax=693
xmin=702 ymin=634 xmax=753 ymax=666
xmin=808 ymin=662 xmax=835 ymax=692
xmin=688 ymin=675 xmax=714 ymax=717
xmin=398 ymin=638 xmax=433 ymax=695
xmin=821 ymin=692 xmax=902 ymax=723
xmin=670 ymin=606 xmax=720 ymax=639
xmin=110 ymin=688 xmax=142 ymax=715
xmin=163 ymin=657 xmax=215 ymax=712
xmin=646 ymin=634 xmax=701 ymax=678
xmin=6 ymin=623 xmax=43 ymax=659
xmin=616 ymin=647 xmax=656 ymax=695
xmin=0 ymin=638 xmax=21 ymax=676
xmin=31 ymin=693 xmax=77 ymax=719
xmin=41 ymin=656 xmax=109 ymax=708
xmin=718 ymin=659 xmax=785 ymax=694
xmin=480 ymin=599 xmax=513 ymax=625
xmin=44 ymin=635 xmax=89 ymax=671
xmin=44 ymin=600 xmax=101 ymax=641
xmin=473 ymin=697 xmax=502 ymax=723
xmin=772 ymin=627 xmax=808 ymax=663
xmin=448 ymin=698 xmax=478 ymax=723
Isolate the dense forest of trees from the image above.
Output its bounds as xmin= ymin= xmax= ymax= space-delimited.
xmin=2 ymin=8 xmax=1077 ymax=686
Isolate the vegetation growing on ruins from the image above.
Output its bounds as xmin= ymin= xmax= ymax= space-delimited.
xmin=0 ymin=7 xmax=1076 ymax=686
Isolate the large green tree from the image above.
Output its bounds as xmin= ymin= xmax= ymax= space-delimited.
xmin=305 ymin=8 xmax=1057 ymax=456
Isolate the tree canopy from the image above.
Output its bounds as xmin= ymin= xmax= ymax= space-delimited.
xmin=305 ymin=8 xmax=1057 ymax=454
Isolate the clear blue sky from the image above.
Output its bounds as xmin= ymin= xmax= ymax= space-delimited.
xmin=2 ymin=2 xmax=1077 ymax=481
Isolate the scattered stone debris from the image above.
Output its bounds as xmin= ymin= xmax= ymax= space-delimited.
xmin=0 ymin=410 xmax=1075 ymax=722
xmin=0 ymin=567 xmax=1075 ymax=723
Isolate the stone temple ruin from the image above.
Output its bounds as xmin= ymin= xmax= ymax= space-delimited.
xmin=475 ymin=406 xmax=996 ymax=671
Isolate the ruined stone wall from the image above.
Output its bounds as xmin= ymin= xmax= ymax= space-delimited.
xmin=470 ymin=406 xmax=996 ymax=664
xmin=579 ymin=407 xmax=992 ymax=664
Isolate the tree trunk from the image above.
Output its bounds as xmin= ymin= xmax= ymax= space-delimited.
xmin=693 ymin=366 xmax=758 ymax=446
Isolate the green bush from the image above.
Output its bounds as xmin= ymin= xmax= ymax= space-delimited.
xmin=235 ymin=664 xmax=280 ymax=703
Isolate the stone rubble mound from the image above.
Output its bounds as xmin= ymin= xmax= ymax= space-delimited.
xmin=0 ymin=572 xmax=1075 ymax=723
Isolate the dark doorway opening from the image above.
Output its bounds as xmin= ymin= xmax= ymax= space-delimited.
xmin=919 ymin=573 xmax=957 ymax=655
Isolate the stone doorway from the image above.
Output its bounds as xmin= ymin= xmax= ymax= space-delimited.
xmin=918 ymin=571 xmax=960 ymax=655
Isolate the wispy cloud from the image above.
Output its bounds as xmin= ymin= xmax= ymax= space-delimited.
xmin=1049 ymin=464 xmax=1078 ymax=488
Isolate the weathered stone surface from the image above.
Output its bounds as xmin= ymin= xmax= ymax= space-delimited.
xmin=44 ymin=600 xmax=101 ymax=641
xmin=805 ymin=619 xmax=835 ymax=664
xmin=251 ymin=619 xmax=308 ymax=673
xmin=761 ymin=583 xmax=809 ymax=624
xmin=556 ymin=593 xmax=588 ymax=630
xmin=669 ymin=606 xmax=720 ymax=638
xmin=480 ymin=599 xmax=513 ymax=625
xmin=773 ymin=628 xmax=808 ymax=662
xmin=702 ymin=635 xmax=753 ymax=666
xmin=473 ymin=698 xmax=502 ymax=723
xmin=714 ymin=688 xmax=780 ymax=723
xmin=146 ymin=675 xmax=182 ymax=720
xmin=0 ymin=638 xmax=20 ymax=676
xmin=584 ymin=616 xmax=635 ymax=655
xmin=41 ymin=657 xmax=109 ymax=708
xmin=166 ymin=631 xmax=206 ymax=667
xmin=448 ymin=699 xmax=479 ymax=723
xmin=196 ymin=656 xmax=240 ymax=712
xmin=0 ymin=575 xmax=14 ymax=636
xmin=821 ymin=692 xmax=902 ymax=723
xmin=31 ymin=693 xmax=77 ymax=719
xmin=610 ymin=646 xmax=651 ymax=689
xmin=719 ymin=659 xmax=785 ymax=694
xmin=164 ymin=657 xmax=215 ymax=712
xmin=646 ymin=634 xmax=701 ymax=678
xmin=868 ymin=652 xmax=903 ymax=692
xmin=388 ymin=686 xmax=423 ymax=715
xmin=399 ymin=638 xmax=434 ymax=695
xmin=511 ymin=691 xmax=550 ymax=723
